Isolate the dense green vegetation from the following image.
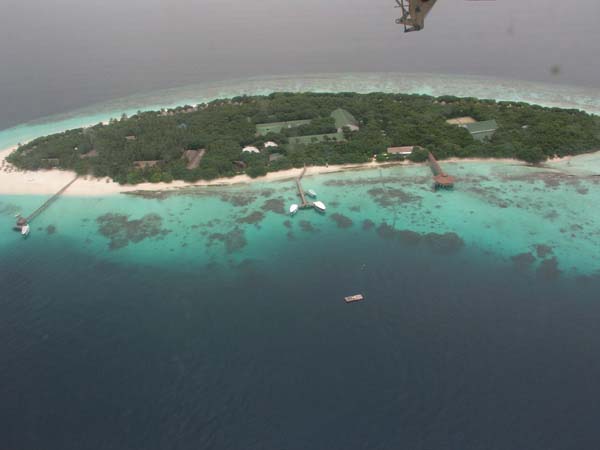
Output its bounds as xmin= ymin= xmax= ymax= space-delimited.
xmin=8 ymin=92 xmax=600 ymax=183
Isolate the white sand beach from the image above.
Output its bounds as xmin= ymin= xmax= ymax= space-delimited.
xmin=0 ymin=147 xmax=401 ymax=197
xmin=3 ymin=145 xmax=594 ymax=197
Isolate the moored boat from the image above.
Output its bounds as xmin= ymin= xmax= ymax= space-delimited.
xmin=289 ymin=204 xmax=299 ymax=215
xmin=307 ymin=189 xmax=317 ymax=198
xmin=21 ymin=224 xmax=30 ymax=237
xmin=14 ymin=217 xmax=29 ymax=234
xmin=313 ymin=201 xmax=326 ymax=212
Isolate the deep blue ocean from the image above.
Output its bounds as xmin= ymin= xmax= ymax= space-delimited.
xmin=2 ymin=213 xmax=600 ymax=449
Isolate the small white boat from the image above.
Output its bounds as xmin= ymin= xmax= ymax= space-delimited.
xmin=21 ymin=224 xmax=30 ymax=237
xmin=307 ymin=189 xmax=317 ymax=198
xmin=289 ymin=204 xmax=299 ymax=215
xmin=313 ymin=201 xmax=326 ymax=212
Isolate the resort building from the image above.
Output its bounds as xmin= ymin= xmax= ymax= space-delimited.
xmin=263 ymin=141 xmax=279 ymax=148
xmin=387 ymin=146 xmax=416 ymax=156
xmin=446 ymin=116 xmax=477 ymax=126
xmin=287 ymin=132 xmax=344 ymax=149
xmin=256 ymin=119 xmax=312 ymax=136
xmin=447 ymin=117 xmax=498 ymax=142
xmin=331 ymin=108 xmax=359 ymax=132
xmin=242 ymin=146 xmax=261 ymax=154
xmin=462 ymin=119 xmax=498 ymax=141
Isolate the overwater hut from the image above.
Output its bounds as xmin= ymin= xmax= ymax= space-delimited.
xmin=428 ymin=151 xmax=455 ymax=189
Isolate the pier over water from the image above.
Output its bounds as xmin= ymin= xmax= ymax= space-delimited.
xmin=428 ymin=152 xmax=455 ymax=189
xmin=295 ymin=166 xmax=310 ymax=208
xmin=14 ymin=175 xmax=79 ymax=231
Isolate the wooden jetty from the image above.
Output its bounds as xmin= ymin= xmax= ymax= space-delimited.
xmin=14 ymin=175 xmax=79 ymax=231
xmin=344 ymin=294 xmax=365 ymax=304
xmin=428 ymin=151 xmax=454 ymax=189
xmin=290 ymin=165 xmax=326 ymax=214
xmin=295 ymin=165 xmax=311 ymax=209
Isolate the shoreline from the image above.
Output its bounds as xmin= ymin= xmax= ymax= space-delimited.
xmin=0 ymin=146 xmax=404 ymax=196
xmin=0 ymin=146 xmax=591 ymax=197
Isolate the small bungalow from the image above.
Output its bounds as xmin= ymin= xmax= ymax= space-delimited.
xmin=242 ymin=146 xmax=261 ymax=154
xmin=387 ymin=146 xmax=416 ymax=156
xmin=125 ymin=135 xmax=137 ymax=141
xmin=263 ymin=141 xmax=279 ymax=149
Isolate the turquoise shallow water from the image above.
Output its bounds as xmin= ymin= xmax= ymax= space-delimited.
xmin=1 ymin=159 xmax=600 ymax=277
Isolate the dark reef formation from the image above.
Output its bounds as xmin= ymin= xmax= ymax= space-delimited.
xmin=96 ymin=213 xmax=170 ymax=250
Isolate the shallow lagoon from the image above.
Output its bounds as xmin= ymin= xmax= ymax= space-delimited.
xmin=2 ymin=158 xmax=600 ymax=278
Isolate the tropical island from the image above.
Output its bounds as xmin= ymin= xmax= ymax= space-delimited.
xmin=7 ymin=92 xmax=600 ymax=184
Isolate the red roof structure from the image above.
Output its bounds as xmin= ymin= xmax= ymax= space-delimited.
xmin=428 ymin=152 xmax=455 ymax=188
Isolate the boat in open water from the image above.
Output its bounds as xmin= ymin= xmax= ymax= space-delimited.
xmin=289 ymin=204 xmax=299 ymax=215
xmin=313 ymin=201 xmax=326 ymax=213
xmin=344 ymin=294 xmax=364 ymax=303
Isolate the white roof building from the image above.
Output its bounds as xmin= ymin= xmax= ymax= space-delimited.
xmin=242 ymin=146 xmax=260 ymax=153
xmin=263 ymin=141 xmax=279 ymax=148
xmin=387 ymin=146 xmax=415 ymax=155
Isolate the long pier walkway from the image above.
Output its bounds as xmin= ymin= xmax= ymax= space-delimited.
xmin=25 ymin=175 xmax=79 ymax=223
xmin=428 ymin=152 xmax=454 ymax=189
xmin=295 ymin=166 xmax=310 ymax=208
